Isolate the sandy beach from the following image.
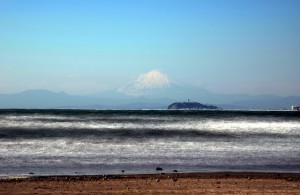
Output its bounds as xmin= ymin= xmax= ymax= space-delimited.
xmin=1 ymin=172 xmax=299 ymax=194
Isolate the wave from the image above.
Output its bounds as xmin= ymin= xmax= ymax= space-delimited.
xmin=1 ymin=109 xmax=299 ymax=140
xmin=1 ymin=109 xmax=300 ymax=117
xmin=1 ymin=127 xmax=299 ymax=140
xmin=1 ymin=116 xmax=299 ymax=133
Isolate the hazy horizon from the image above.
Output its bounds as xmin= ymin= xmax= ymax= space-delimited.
xmin=1 ymin=0 xmax=300 ymax=96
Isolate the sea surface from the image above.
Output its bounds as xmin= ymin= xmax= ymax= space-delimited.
xmin=0 ymin=109 xmax=299 ymax=178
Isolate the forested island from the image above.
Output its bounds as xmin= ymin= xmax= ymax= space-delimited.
xmin=168 ymin=102 xmax=219 ymax=110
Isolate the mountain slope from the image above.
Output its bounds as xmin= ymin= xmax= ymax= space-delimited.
xmin=0 ymin=88 xmax=299 ymax=109
xmin=0 ymin=89 xmax=105 ymax=108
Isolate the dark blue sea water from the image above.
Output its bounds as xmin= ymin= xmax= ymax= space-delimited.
xmin=0 ymin=109 xmax=299 ymax=178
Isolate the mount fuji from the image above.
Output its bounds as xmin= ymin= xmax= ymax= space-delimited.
xmin=102 ymin=70 xmax=300 ymax=110
xmin=0 ymin=70 xmax=299 ymax=109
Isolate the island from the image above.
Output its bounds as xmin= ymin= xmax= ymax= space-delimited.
xmin=168 ymin=101 xmax=219 ymax=110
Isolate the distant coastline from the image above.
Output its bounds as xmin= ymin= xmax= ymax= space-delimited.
xmin=0 ymin=89 xmax=299 ymax=110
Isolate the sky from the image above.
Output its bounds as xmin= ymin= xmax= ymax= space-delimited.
xmin=0 ymin=0 xmax=300 ymax=96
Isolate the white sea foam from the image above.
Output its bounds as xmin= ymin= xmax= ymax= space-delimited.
xmin=1 ymin=114 xmax=299 ymax=136
xmin=1 ymin=110 xmax=300 ymax=176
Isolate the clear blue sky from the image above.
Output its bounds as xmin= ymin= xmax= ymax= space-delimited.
xmin=1 ymin=0 xmax=300 ymax=95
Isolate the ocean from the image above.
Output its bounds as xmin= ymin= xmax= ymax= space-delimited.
xmin=0 ymin=109 xmax=299 ymax=178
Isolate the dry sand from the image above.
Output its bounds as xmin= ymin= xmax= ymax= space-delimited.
xmin=1 ymin=172 xmax=299 ymax=194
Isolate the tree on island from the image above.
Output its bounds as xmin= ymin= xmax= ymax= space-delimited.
xmin=168 ymin=102 xmax=219 ymax=110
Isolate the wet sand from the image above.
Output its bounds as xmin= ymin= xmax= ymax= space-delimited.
xmin=1 ymin=172 xmax=299 ymax=194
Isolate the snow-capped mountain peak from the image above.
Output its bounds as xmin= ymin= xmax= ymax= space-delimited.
xmin=118 ymin=70 xmax=172 ymax=96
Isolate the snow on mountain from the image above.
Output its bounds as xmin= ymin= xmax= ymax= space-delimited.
xmin=118 ymin=70 xmax=172 ymax=96
xmin=1 ymin=71 xmax=299 ymax=109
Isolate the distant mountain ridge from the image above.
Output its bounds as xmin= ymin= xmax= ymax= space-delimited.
xmin=0 ymin=89 xmax=299 ymax=110
xmin=0 ymin=89 xmax=167 ymax=109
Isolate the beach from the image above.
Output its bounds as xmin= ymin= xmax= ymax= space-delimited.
xmin=1 ymin=172 xmax=300 ymax=194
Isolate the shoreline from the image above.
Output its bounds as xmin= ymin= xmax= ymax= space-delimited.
xmin=1 ymin=172 xmax=299 ymax=194
xmin=2 ymin=171 xmax=300 ymax=181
